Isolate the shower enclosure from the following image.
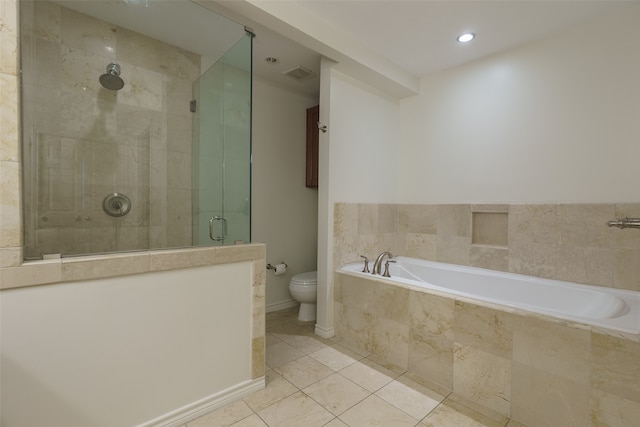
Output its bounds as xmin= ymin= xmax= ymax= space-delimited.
xmin=20 ymin=0 xmax=252 ymax=259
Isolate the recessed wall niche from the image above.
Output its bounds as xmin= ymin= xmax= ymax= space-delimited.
xmin=472 ymin=211 xmax=508 ymax=247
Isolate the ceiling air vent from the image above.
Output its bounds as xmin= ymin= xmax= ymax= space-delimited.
xmin=283 ymin=65 xmax=315 ymax=81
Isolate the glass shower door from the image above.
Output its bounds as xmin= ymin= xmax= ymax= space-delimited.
xmin=192 ymin=33 xmax=252 ymax=246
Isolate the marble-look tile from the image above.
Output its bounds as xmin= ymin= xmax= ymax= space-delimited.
xmin=357 ymin=203 xmax=378 ymax=235
xmin=0 ymin=74 xmax=19 ymax=162
xmin=398 ymin=204 xmax=438 ymax=234
xmin=403 ymin=232 xmax=437 ymax=260
xmin=454 ymin=301 xmax=513 ymax=359
xmin=554 ymin=245 xmax=615 ymax=287
xmin=265 ymin=340 xmax=305 ymax=369
xmin=251 ymin=336 xmax=265 ymax=379
xmin=60 ymin=6 xmax=116 ymax=55
xmin=508 ymin=241 xmax=557 ymax=279
xmin=370 ymin=279 xmax=409 ymax=324
xmin=511 ymin=362 xmax=589 ymax=427
xmin=338 ymin=356 xmax=403 ymax=393
xmin=243 ymin=370 xmax=298 ymax=413
xmin=309 ymin=344 xmax=363 ymax=371
xmin=61 ymin=252 xmax=150 ymax=282
xmin=557 ymin=204 xmax=615 ymax=248
xmin=338 ymin=395 xmax=417 ymax=427
xmin=513 ymin=316 xmax=590 ymax=385
xmin=505 ymin=420 xmax=528 ymax=427
xmin=257 ymin=391 xmax=334 ymax=427
xmin=408 ymin=336 xmax=454 ymax=390
xmin=614 ymin=249 xmax=640 ymax=291
xmin=375 ymin=374 xmax=446 ymax=420
xmin=187 ymin=399 xmax=253 ymax=427
xmin=453 ymin=344 xmax=511 ymax=416
xmin=438 ymin=204 xmax=471 ymax=237
xmin=274 ymin=356 xmax=334 ymax=389
xmin=0 ymin=247 xmax=21 ymax=268
xmin=469 ymin=246 xmax=509 ymax=272
xmin=0 ymin=259 xmax=61 ymax=289
xmin=420 ymin=398 xmax=505 ymax=427
xmin=334 ymin=203 xmax=358 ymax=239
xmin=0 ymin=0 xmax=17 ymax=75
xmin=228 ymin=414 xmax=267 ymax=427
xmin=370 ymin=316 xmax=409 ymax=369
xmin=591 ymin=333 xmax=640 ymax=403
xmin=303 ymin=373 xmax=370 ymax=415
xmin=590 ymin=390 xmax=640 ymax=427
xmin=0 ymin=159 xmax=21 ymax=248
xmin=409 ymin=290 xmax=455 ymax=340
xmin=472 ymin=212 xmax=508 ymax=247
xmin=436 ymin=235 xmax=470 ymax=265
xmin=323 ymin=419 xmax=349 ymax=427
xmin=378 ymin=204 xmax=398 ymax=233
xmin=613 ymin=204 xmax=640 ymax=250
xmin=508 ymin=204 xmax=558 ymax=244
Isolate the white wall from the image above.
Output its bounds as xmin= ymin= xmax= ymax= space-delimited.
xmin=0 ymin=263 xmax=254 ymax=427
xmin=397 ymin=6 xmax=640 ymax=204
xmin=251 ymin=77 xmax=319 ymax=310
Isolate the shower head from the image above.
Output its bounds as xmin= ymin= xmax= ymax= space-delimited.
xmin=99 ymin=63 xmax=125 ymax=91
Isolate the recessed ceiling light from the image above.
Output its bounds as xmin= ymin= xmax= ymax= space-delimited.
xmin=457 ymin=33 xmax=475 ymax=43
xmin=265 ymin=57 xmax=279 ymax=64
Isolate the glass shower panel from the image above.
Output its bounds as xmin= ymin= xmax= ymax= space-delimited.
xmin=192 ymin=34 xmax=252 ymax=246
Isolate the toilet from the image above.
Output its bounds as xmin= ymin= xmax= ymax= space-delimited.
xmin=289 ymin=271 xmax=318 ymax=321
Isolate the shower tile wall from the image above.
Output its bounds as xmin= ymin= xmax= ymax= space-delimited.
xmin=334 ymin=203 xmax=640 ymax=292
xmin=21 ymin=1 xmax=199 ymax=258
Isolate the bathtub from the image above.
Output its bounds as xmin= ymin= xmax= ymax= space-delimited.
xmin=340 ymin=256 xmax=640 ymax=337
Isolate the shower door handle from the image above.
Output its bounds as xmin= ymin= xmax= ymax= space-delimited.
xmin=209 ymin=216 xmax=227 ymax=241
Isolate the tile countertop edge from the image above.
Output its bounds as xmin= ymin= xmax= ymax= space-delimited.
xmin=0 ymin=244 xmax=267 ymax=290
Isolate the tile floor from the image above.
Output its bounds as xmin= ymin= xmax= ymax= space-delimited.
xmin=183 ymin=307 xmax=528 ymax=427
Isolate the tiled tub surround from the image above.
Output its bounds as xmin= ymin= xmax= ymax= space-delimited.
xmin=334 ymin=270 xmax=640 ymax=427
xmin=20 ymin=0 xmax=199 ymax=257
xmin=334 ymin=203 xmax=640 ymax=292
xmin=332 ymin=203 xmax=640 ymax=426
xmin=0 ymin=243 xmax=267 ymax=426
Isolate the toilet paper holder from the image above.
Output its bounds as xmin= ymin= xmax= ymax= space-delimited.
xmin=266 ymin=262 xmax=287 ymax=273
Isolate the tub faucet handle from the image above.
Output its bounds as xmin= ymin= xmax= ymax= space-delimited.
xmin=359 ymin=255 xmax=370 ymax=273
xmin=382 ymin=259 xmax=396 ymax=277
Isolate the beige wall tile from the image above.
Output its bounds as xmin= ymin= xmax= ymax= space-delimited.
xmin=378 ymin=204 xmax=397 ymax=233
xmin=615 ymin=249 xmax=640 ymax=291
xmin=358 ymin=203 xmax=378 ymax=235
xmin=511 ymin=362 xmax=590 ymax=427
xmin=557 ymin=204 xmax=615 ymax=248
xmin=370 ymin=279 xmax=409 ymax=324
xmin=453 ymin=344 xmax=511 ymax=416
xmin=370 ymin=316 xmax=409 ymax=369
xmin=469 ymin=246 xmax=508 ymax=271
xmin=0 ymin=0 xmax=18 ymax=75
xmin=509 ymin=204 xmax=558 ymax=244
xmin=62 ymin=253 xmax=150 ymax=282
xmin=590 ymin=390 xmax=640 ymax=427
xmin=0 ymin=247 xmax=21 ymax=268
xmin=472 ymin=212 xmax=508 ymax=247
xmin=454 ymin=302 xmax=513 ymax=359
xmin=409 ymin=291 xmax=455 ymax=340
xmin=438 ymin=204 xmax=471 ymax=237
xmin=513 ymin=317 xmax=591 ymax=385
xmin=591 ymin=333 xmax=640 ymax=404
xmin=508 ymin=241 xmax=557 ymax=279
xmin=0 ymin=73 xmax=19 ymax=162
xmin=613 ymin=203 xmax=640 ymax=250
xmin=403 ymin=233 xmax=437 ymax=260
xmin=398 ymin=204 xmax=438 ymax=234
xmin=0 ymin=159 xmax=22 ymax=248
xmin=436 ymin=235 xmax=470 ymax=265
xmin=555 ymin=246 xmax=615 ymax=287
xmin=251 ymin=336 xmax=265 ymax=379
xmin=0 ymin=259 xmax=61 ymax=289
xmin=408 ymin=336 xmax=454 ymax=390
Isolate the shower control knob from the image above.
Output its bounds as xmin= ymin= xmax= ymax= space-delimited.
xmin=103 ymin=193 xmax=131 ymax=217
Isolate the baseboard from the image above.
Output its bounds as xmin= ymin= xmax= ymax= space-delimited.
xmin=136 ymin=377 xmax=265 ymax=427
xmin=266 ymin=299 xmax=298 ymax=313
xmin=314 ymin=324 xmax=335 ymax=339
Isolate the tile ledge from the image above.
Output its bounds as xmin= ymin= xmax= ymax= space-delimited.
xmin=0 ymin=244 xmax=266 ymax=290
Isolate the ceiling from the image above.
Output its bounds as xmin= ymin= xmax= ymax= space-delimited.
xmin=54 ymin=1 xmax=633 ymax=98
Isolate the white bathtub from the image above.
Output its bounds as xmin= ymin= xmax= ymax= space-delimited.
xmin=341 ymin=256 xmax=640 ymax=337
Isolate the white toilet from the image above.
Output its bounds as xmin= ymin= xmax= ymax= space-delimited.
xmin=289 ymin=271 xmax=318 ymax=321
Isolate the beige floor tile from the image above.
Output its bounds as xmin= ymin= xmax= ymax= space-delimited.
xmin=274 ymin=355 xmax=334 ymax=389
xmin=309 ymin=344 xmax=363 ymax=371
xmin=275 ymin=332 xmax=333 ymax=354
xmin=257 ymin=391 xmax=334 ymax=427
xmin=243 ymin=370 xmax=298 ymax=413
xmin=338 ymin=356 xmax=403 ymax=393
xmin=338 ymin=395 xmax=418 ymax=427
xmin=265 ymin=340 xmax=305 ymax=368
xmin=420 ymin=399 xmax=505 ymax=427
xmin=323 ymin=419 xmax=349 ymax=427
xmin=303 ymin=373 xmax=370 ymax=415
xmin=505 ymin=420 xmax=528 ymax=427
xmin=187 ymin=400 xmax=253 ymax=427
xmin=375 ymin=374 xmax=446 ymax=420
xmin=229 ymin=414 xmax=268 ymax=427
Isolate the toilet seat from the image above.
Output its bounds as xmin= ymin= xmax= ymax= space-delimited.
xmin=290 ymin=271 xmax=317 ymax=286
